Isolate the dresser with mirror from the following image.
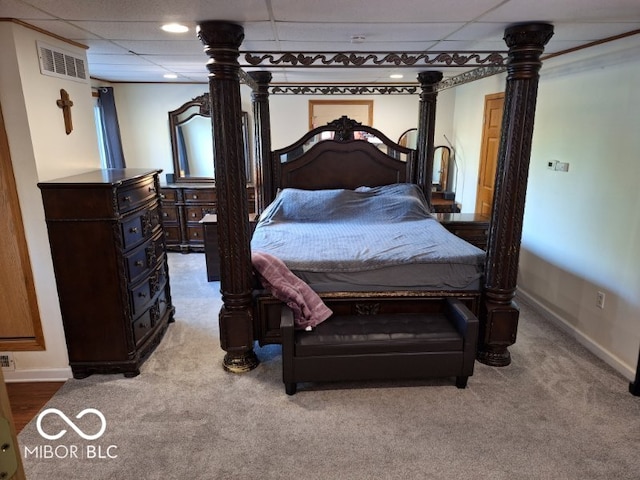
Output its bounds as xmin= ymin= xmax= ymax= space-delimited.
xmin=161 ymin=92 xmax=255 ymax=252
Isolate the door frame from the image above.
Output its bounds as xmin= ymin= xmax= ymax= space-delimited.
xmin=0 ymin=102 xmax=45 ymax=351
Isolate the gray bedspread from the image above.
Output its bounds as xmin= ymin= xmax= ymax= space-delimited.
xmin=251 ymin=184 xmax=485 ymax=291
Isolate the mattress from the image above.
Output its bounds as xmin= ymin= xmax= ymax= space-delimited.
xmin=250 ymin=184 xmax=484 ymax=292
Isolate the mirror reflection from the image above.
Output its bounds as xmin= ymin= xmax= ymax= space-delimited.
xmin=433 ymin=145 xmax=450 ymax=192
xmin=168 ymin=93 xmax=252 ymax=184
xmin=174 ymin=112 xmax=214 ymax=178
xmin=398 ymin=128 xmax=456 ymax=194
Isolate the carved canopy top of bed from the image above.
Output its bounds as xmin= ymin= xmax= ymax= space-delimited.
xmin=267 ymin=116 xmax=417 ymax=203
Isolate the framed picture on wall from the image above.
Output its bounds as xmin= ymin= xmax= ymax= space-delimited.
xmin=308 ymin=100 xmax=373 ymax=130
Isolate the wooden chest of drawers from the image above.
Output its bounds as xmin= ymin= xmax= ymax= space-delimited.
xmin=38 ymin=169 xmax=175 ymax=378
xmin=160 ymin=183 xmax=255 ymax=252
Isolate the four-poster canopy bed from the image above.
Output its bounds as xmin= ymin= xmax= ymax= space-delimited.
xmin=195 ymin=21 xmax=554 ymax=378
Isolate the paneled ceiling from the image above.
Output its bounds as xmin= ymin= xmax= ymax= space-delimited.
xmin=1 ymin=0 xmax=639 ymax=84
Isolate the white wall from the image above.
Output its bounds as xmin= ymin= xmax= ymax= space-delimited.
xmin=519 ymin=36 xmax=640 ymax=378
xmin=0 ymin=21 xmax=101 ymax=380
xmin=268 ymin=91 xmax=455 ymax=150
xmin=112 ymin=83 xmax=254 ymax=182
xmin=269 ymin=94 xmax=420 ymax=149
xmin=113 ymin=84 xmax=456 ymax=185
xmin=450 ymin=35 xmax=640 ymax=378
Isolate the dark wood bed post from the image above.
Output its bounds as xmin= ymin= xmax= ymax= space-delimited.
xmin=478 ymin=23 xmax=554 ymax=367
xmin=416 ymin=71 xmax=443 ymax=203
xmin=249 ymin=71 xmax=273 ymax=214
xmin=198 ymin=21 xmax=259 ymax=373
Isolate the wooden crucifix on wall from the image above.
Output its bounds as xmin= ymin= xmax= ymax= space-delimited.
xmin=56 ymin=88 xmax=73 ymax=135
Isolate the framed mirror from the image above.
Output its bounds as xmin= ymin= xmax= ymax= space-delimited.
xmin=433 ymin=145 xmax=451 ymax=192
xmin=168 ymin=93 xmax=252 ymax=184
xmin=398 ymin=129 xmax=455 ymax=194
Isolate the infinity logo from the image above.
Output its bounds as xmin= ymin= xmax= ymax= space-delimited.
xmin=36 ymin=408 xmax=107 ymax=441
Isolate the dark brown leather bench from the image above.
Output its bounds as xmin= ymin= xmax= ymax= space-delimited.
xmin=281 ymin=297 xmax=478 ymax=395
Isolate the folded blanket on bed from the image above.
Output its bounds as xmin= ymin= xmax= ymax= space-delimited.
xmin=252 ymin=251 xmax=333 ymax=330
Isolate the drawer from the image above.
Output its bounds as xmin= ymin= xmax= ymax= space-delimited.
xmin=247 ymin=189 xmax=256 ymax=213
xmin=133 ymin=288 xmax=169 ymax=346
xmin=187 ymin=225 xmax=204 ymax=243
xmin=185 ymin=205 xmax=216 ymax=222
xmin=122 ymin=213 xmax=146 ymax=250
xmin=124 ymin=231 xmax=165 ymax=284
xmin=183 ymin=188 xmax=216 ymax=203
xmin=130 ymin=263 xmax=167 ymax=317
xmin=159 ymin=188 xmax=177 ymax=203
xmin=448 ymin=226 xmax=488 ymax=238
xmin=161 ymin=205 xmax=179 ymax=223
xmin=163 ymin=225 xmax=181 ymax=244
xmin=117 ymin=178 xmax=158 ymax=213
xmin=121 ymin=206 xmax=160 ymax=250
xmin=447 ymin=228 xmax=488 ymax=250
xmin=133 ymin=310 xmax=153 ymax=345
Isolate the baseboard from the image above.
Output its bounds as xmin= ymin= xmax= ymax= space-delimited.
xmin=517 ymin=288 xmax=635 ymax=381
xmin=2 ymin=367 xmax=72 ymax=383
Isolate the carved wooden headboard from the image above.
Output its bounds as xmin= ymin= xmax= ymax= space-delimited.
xmin=267 ymin=116 xmax=416 ymax=204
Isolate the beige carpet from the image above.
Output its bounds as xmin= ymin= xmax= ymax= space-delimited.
xmin=18 ymin=253 xmax=640 ymax=479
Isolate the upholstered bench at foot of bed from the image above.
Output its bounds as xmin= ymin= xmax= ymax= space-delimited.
xmin=281 ymin=297 xmax=479 ymax=395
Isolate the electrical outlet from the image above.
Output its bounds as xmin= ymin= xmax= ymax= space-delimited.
xmin=0 ymin=353 xmax=15 ymax=371
xmin=596 ymin=291 xmax=606 ymax=309
xmin=547 ymin=160 xmax=558 ymax=170
xmin=556 ymin=161 xmax=570 ymax=172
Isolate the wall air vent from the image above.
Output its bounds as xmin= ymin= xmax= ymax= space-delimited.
xmin=37 ymin=41 xmax=88 ymax=83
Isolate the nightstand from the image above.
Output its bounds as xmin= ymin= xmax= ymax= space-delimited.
xmin=200 ymin=213 xmax=258 ymax=281
xmin=436 ymin=213 xmax=490 ymax=250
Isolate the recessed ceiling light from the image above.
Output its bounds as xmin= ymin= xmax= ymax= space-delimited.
xmin=390 ymin=74 xmax=404 ymax=79
xmin=164 ymin=73 xmax=178 ymax=79
xmin=161 ymin=23 xmax=189 ymax=33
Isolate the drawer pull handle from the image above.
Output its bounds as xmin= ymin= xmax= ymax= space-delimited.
xmin=138 ymin=292 xmax=147 ymax=298
xmin=163 ymin=212 xmax=168 ymax=217
xmin=123 ymin=195 xmax=131 ymax=202
xmin=139 ymin=323 xmax=148 ymax=329
xmin=130 ymin=227 xmax=138 ymax=233
xmin=135 ymin=260 xmax=144 ymax=267
xmin=192 ymin=194 xmax=198 ymax=199
xmin=191 ymin=213 xmax=197 ymax=218
xmin=160 ymin=193 xmax=166 ymax=199
xmin=149 ymin=186 xmax=156 ymax=193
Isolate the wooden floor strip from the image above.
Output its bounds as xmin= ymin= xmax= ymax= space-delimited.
xmin=6 ymin=381 xmax=65 ymax=432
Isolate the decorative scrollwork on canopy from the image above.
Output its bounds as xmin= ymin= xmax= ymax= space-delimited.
xmin=243 ymin=51 xmax=507 ymax=68
xmin=269 ymin=85 xmax=419 ymax=95
xmin=436 ymin=65 xmax=508 ymax=91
